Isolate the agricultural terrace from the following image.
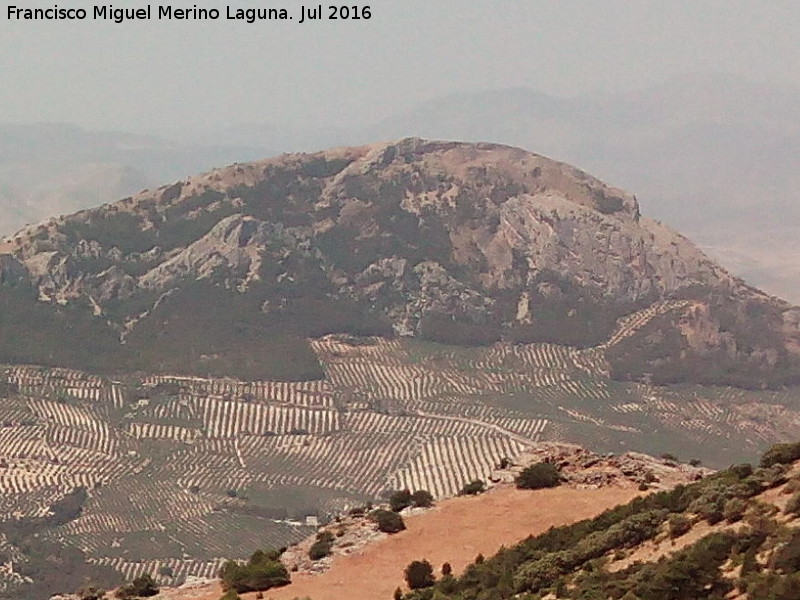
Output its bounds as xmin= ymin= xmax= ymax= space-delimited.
xmin=0 ymin=305 xmax=798 ymax=587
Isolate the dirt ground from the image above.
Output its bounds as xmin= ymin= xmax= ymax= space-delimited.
xmin=172 ymin=485 xmax=637 ymax=600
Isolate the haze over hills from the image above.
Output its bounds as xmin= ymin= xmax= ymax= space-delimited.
xmin=0 ymin=123 xmax=274 ymax=237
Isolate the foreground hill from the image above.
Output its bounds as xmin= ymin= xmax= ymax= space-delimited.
xmin=393 ymin=444 xmax=800 ymax=600
xmin=2 ymin=138 xmax=799 ymax=388
xmin=165 ymin=486 xmax=639 ymax=600
xmin=141 ymin=442 xmax=800 ymax=600
xmin=130 ymin=444 xmax=800 ymax=600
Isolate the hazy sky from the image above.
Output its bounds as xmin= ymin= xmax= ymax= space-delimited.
xmin=2 ymin=1 xmax=800 ymax=135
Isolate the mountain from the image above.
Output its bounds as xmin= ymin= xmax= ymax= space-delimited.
xmin=1 ymin=138 xmax=799 ymax=388
xmin=363 ymin=74 xmax=800 ymax=304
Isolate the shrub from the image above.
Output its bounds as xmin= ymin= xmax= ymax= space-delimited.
xmin=411 ymin=490 xmax=434 ymax=508
xmin=785 ymin=492 xmax=800 ymax=517
xmin=79 ymin=588 xmax=106 ymax=600
xmin=773 ymin=530 xmax=800 ymax=573
xmin=759 ymin=464 xmax=789 ymax=489
xmin=459 ymin=480 xmax=486 ymax=496
xmin=724 ymin=498 xmax=747 ymax=523
xmin=219 ymin=549 xmax=290 ymax=593
xmin=309 ymin=531 xmax=334 ymax=560
xmin=219 ymin=590 xmax=241 ymax=600
xmin=389 ymin=489 xmax=413 ymax=512
xmin=441 ymin=562 xmax=452 ymax=576
xmin=158 ymin=565 xmax=174 ymax=578
xmin=516 ymin=462 xmax=561 ymax=490
xmin=761 ymin=442 xmax=800 ymax=468
xmin=783 ymin=477 xmax=800 ymax=495
xmin=370 ymin=509 xmax=406 ymax=534
xmin=393 ymin=587 xmax=402 ymax=600
xmin=404 ymin=560 xmax=435 ymax=589
xmin=115 ymin=575 xmax=158 ymax=599
xmin=668 ymin=514 xmax=692 ymax=538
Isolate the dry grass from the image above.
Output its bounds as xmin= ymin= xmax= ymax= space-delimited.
xmin=164 ymin=485 xmax=637 ymax=600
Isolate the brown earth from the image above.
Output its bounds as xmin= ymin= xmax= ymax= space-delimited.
xmin=166 ymin=485 xmax=638 ymax=600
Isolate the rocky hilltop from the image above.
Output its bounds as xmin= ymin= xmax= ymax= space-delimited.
xmin=1 ymin=138 xmax=799 ymax=387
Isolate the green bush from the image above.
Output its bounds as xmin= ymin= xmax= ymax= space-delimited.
xmin=668 ymin=514 xmax=692 ymax=538
xmin=516 ymin=462 xmax=561 ymax=490
xmin=784 ymin=492 xmax=800 ymax=516
xmin=724 ymin=498 xmax=747 ymax=523
xmin=370 ymin=509 xmax=406 ymax=534
xmin=761 ymin=442 xmax=800 ymax=468
xmin=158 ymin=565 xmax=174 ymax=578
xmin=411 ymin=490 xmax=434 ymax=508
xmin=390 ymin=489 xmax=413 ymax=512
xmin=309 ymin=531 xmax=334 ymax=560
xmin=459 ymin=480 xmax=485 ymax=496
xmin=218 ymin=549 xmax=290 ymax=594
xmin=79 ymin=588 xmax=106 ymax=600
xmin=746 ymin=573 xmax=800 ymax=600
xmin=405 ymin=559 xmax=435 ymax=590
xmin=219 ymin=590 xmax=241 ymax=600
xmin=772 ymin=530 xmax=800 ymax=574
xmin=115 ymin=574 xmax=158 ymax=599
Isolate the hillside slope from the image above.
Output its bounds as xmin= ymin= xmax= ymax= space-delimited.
xmin=2 ymin=138 xmax=799 ymax=388
xmin=151 ymin=442 xmax=800 ymax=600
xmin=393 ymin=444 xmax=800 ymax=600
xmin=165 ymin=486 xmax=639 ymax=600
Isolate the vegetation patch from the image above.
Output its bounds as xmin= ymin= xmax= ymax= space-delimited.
xmin=219 ymin=549 xmax=290 ymax=594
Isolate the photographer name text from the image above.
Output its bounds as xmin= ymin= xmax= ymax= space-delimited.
xmin=6 ymin=4 xmax=372 ymax=24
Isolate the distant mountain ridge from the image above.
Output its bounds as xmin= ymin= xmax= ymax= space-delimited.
xmin=0 ymin=123 xmax=274 ymax=237
xmin=1 ymin=138 xmax=799 ymax=388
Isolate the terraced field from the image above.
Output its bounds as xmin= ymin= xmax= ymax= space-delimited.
xmin=0 ymin=304 xmax=799 ymax=590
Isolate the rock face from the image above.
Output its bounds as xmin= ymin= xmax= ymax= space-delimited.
xmin=1 ymin=138 xmax=799 ymax=386
xmin=490 ymin=442 xmax=709 ymax=491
